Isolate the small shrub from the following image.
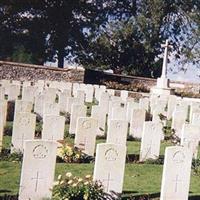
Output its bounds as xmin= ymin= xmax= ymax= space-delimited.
xmin=0 ymin=149 xmax=23 ymax=162
xmin=192 ymin=158 xmax=200 ymax=176
xmin=52 ymin=173 xmax=115 ymax=200
xmin=57 ymin=143 xmax=94 ymax=163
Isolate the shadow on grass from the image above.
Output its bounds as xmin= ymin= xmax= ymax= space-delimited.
xmin=0 ymin=194 xmax=18 ymax=200
xmin=189 ymin=195 xmax=200 ymax=200
xmin=122 ymin=192 xmax=160 ymax=200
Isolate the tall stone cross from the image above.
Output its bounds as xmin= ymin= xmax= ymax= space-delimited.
xmin=161 ymin=39 xmax=172 ymax=79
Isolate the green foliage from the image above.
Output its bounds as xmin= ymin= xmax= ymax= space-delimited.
xmin=52 ymin=173 xmax=114 ymax=200
xmin=0 ymin=149 xmax=23 ymax=162
xmin=11 ymin=45 xmax=33 ymax=64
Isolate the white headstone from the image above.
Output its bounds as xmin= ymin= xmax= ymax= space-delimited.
xmin=111 ymin=106 xmax=126 ymax=120
xmin=43 ymin=102 xmax=60 ymax=117
xmin=75 ymin=117 xmax=98 ymax=156
xmin=11 ymin=112 xmax=36 ymax=153
xmin=181 ymin=123 xmax=200 ymax=159
xmin=99 ymin=92 xmax=109 ymax=114
xmin=126 ymin=100 xmax=139 ymax=122
xmin=120 ymin=90 xmax=129 ymax=101
xmin=93 ymin=143 xmax=126 ymax=194
xmin=58 ymin=89 xmax=71 ymax=112
xmin=167 ymin=95 xmax=177 ymax=119
xmin=107 ymin=119 xmax=128 ymax=146
xmin=8 ymin=84 xmax=20 ymax=101
xmin=91 ymin=105 xmax=106 ymax=136
xmin=130 ymin=109 xmax=146 ymax=138
xmin=140 ymin=121 xmax=162 ymax=161
xmin=42 ymin=115 xmax=65 ymax=141
xmin=139 ymin=98 xmax=149 ymax=112
xmin=14 ymin=100 xmax=33 ymax=119
xmin=69 ymin=104 xmax=87 ymax=134
xmin=19 ymin=140 xmax=57 ymax=200
xmin=85 ymin=85 xmax=94 ymax=103
xmin=160 ymin=146 xmax=192 ymax=200
xmin=0 ymin=87 xmax=5 ymax=100
xmin=22 ymin=86 xmax=36 ymax=103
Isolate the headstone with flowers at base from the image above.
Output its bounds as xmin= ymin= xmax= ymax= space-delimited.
xmin=19 ymin=140 xmax=57 ymax=200
xmin=74 ymin=117 xmax=98 ymax=156
xmin=93 ymin=143 xmax=126 ymax=194
xmin=160 ymin=146 xmax=192 ymax=200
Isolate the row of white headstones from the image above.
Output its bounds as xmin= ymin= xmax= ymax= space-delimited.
xmin=0 ymin=79 xmax=199 ymax=200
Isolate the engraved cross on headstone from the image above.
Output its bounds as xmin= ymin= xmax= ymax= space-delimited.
xmin=173 ymin=174 xmax=182 ymax=193
xmin=31 ymin=171 xmax=44 ymax=192
xmin=102 ymin=172 xmax=114 ymax=192
xmin=161 ymin=39 xmax=172 ymax=79
xmin=144 ymin=140 xmax=155 ymax=159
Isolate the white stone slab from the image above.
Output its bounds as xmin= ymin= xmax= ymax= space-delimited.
xmin=42 ymin=115 xmax=65 ymax=141
xmin=107 ymin=119 xmax=128 ymax=146
xmin=140 ymin=121 xmax=162 ymax=161
xmin=130 ymin=109 xmax=146 ymax=138
xmin=11 ymin=112 xmax=36 ymax=153
xmin=160 ymin=146 xmax=192 ymax=200
xmin=22 ymin=86 xmax=36 ymax=102
xmin=69 ymin=104 xmax=87 ymax=134
xmin=91 ymin=105 xmax=106 ymax=136
xmin=43 ymin=102 xmax=60 ymax=117
xmin=93 ymin=143 xmax=126 ymax=194
xmin=75 ymin=117 xmax=98 ymax=156
xmin=181 ymin=123 xmax=200 ymax=159
xmin=19 ymin=140 xmax=57 ymax=200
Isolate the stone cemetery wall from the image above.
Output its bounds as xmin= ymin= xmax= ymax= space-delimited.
xmin=0 ymin=61 xmax=84 ymax=82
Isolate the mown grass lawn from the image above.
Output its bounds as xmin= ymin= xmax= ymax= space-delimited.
xmin=0 ymin=161 xmax=200 ymax=199
xmin=1 ymin=134 xmax=200 ymax=199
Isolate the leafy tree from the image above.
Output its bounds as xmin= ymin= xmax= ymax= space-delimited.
xmin=0 ymin=0 xmax=107 ymax=68
xmin=79 ymin=0 xmax=200 ymax=77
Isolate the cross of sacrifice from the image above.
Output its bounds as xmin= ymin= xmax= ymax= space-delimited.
xmin=173 ymin=174 xmax=182 ymax=193
xmin=161 ymin=39 xmax=173 ymax=79
xmin=102 ymin=172 xmax=114 ymax=192
xmin=31 ymin=171 xmax=44 ymax=192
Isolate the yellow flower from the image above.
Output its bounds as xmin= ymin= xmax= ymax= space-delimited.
xmin=72 ymin=183 xmax=77 ymax=187
xmin=57 ymin=175 xmax=62 ymax=180
xmin=78 ymin=178 xmax=83 ymax=182
xmin=60 ymin=180 xmax=64 ymax=185
xmin=84 ymin=181 xmax=89 ymax=185
xmin=83 ymin=193 xmax=89 ymax=200
xmin=85 ymin=175 xmax=91 ymax=179
xmin=75 ymin=154 xmax=80 ymax=159
xmin=67 ymin=180 xmax=73 ymax=185
xmin=65 ymin=172 xmax=72 ymax=178
xmin=53 ymin=181 xmax=59 ymax=186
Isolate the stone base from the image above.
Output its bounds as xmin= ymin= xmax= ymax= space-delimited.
xmin=157 ymin=77 xmax=169 ymax=88
xmin=151 ymin=87 xmax=175 ymax=95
